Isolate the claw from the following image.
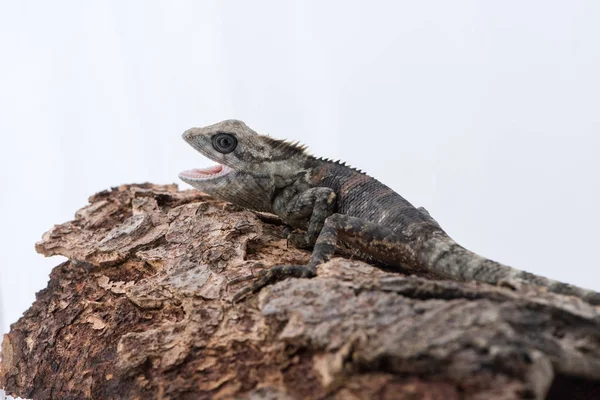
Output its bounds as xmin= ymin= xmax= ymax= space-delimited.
xmin=231 ymin=285 xmax=254 ymax=303
xmin=228 ymin=274 xmax=255 ymax=285
xmin=228 ymin=262 xmax=266 ymax=286
xmin=282 ymin=226 xmax=293 ymax=248
xmin=230 ymin=264 xmax=316 ymax=303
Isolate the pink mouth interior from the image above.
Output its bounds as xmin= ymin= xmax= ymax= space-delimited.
xmin=179 ymin=164 xmax=227 ymax=179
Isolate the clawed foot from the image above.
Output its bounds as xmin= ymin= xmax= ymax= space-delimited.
xmin=229 ymin=264 xmax=316 ymax=303
xmin=282 ymin=227 xmax=313 ymax=249
xmin=287 ymin=233 xmax=312 ymax=249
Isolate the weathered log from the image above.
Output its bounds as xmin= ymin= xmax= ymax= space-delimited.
xmin=1 ymin=184 xmax=600 ymax=399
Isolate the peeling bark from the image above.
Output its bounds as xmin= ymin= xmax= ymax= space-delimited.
xmin=1 ymin=183 xmax=600 ymax=400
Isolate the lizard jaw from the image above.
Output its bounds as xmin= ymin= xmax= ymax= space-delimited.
xmin=179 ymin=164 xmax=233 ymax=182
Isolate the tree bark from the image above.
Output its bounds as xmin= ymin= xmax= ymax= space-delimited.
xmin=1 ymin=183 xmax=600 ymax=399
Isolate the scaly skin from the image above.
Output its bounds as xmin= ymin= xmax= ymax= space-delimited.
xmin=179 ymin=119 xmax=600 ymax=305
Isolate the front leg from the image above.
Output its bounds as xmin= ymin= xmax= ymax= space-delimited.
xmin=276 ymin=186 xmax=336 ymax=248
xmin=231 ymin=213 xmax=408 ymax=302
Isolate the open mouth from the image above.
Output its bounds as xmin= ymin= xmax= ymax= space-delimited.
xmin=179 ymin=164 xmax=232 ymax=181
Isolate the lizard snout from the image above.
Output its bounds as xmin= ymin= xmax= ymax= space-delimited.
xmin=182 ymin=128 xmax=200 ymax=142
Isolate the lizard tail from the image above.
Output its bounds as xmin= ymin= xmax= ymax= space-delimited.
xmin=420 ymin=233 xmax=600 ymax=306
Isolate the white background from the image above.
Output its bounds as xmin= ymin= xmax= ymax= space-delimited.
xmin=1 ymin=0 xmax=599 ymax=379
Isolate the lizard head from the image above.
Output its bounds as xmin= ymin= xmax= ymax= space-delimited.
xmin=179 ymin=119 xmax=308 ymax=211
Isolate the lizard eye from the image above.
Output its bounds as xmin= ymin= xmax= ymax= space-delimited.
xmin=212 ymin=133 xmax=238 ymax=154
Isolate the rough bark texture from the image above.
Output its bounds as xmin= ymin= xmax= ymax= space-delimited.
xmin=1 ymin=184 xmax=600 ymax=400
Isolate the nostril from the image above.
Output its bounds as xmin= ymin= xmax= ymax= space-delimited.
xmin=182 ymin=128 xmax=195 ymax=141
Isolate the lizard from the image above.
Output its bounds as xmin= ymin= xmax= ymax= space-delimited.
xmin=178 ymin=119 xmax=600 ymax=305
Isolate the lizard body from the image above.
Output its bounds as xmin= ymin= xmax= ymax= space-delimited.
xmin=179 ymin=119 xmax=600 ymax=305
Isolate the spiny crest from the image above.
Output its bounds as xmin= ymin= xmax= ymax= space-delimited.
xmin=315 ymin=157 xmax=367 ymax=175
xmin=264 ymin=136 xmax=309 ymax=157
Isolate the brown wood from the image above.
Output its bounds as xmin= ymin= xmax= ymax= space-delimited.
xmin=1 ymin=184 xmax=599 ymax=399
